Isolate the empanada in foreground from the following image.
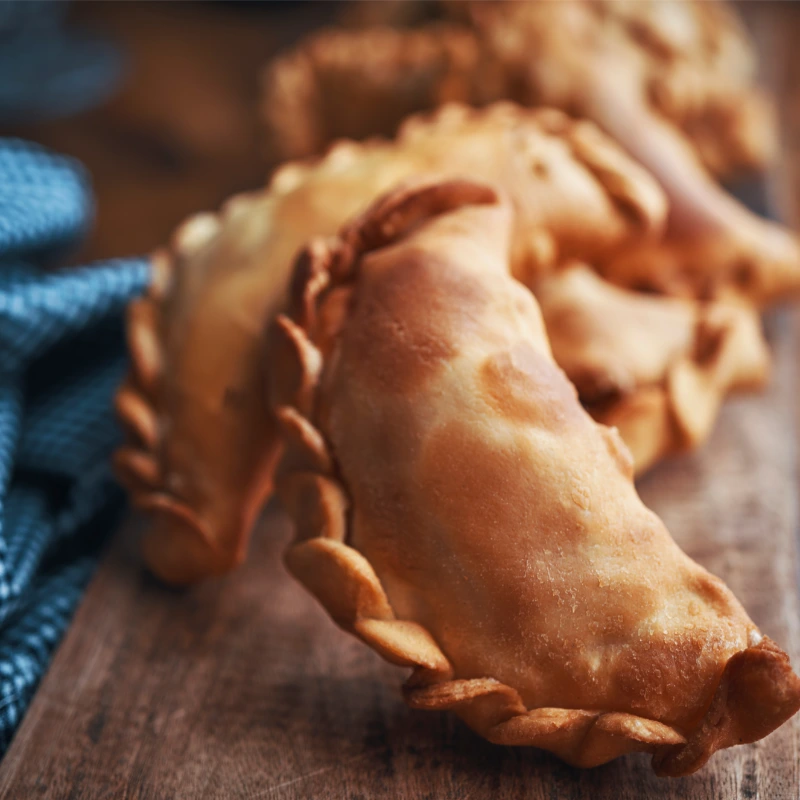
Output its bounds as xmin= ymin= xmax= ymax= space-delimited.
xmin=536 ymin=265 xmax=769 ymax=473
xmin=116 ymin=104 xmax=666 ymax=584
xmin=271 ymin=179 xmax=800 ymax=776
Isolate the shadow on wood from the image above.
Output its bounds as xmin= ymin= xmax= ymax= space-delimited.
xmin=0 ymin=315 xmax=797 ymax=800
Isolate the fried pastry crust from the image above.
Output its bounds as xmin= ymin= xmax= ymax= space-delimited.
xmin=115 ymin=215 xmax=285 ymax=585
xmin=266 ymin=0 xmax=775 ymax=176
xmin=117 ymin=104 xmax=664 ymax=584
xmin=261 ymin=1 xmax=799 ymax=306
xmin=261 ymin=25 xmax=498 ymax=162
xmin=452 ymin=0 xmax=799 ymax=306
xmin=270 ymin=178 xmax=800 ymax=776
xmin=536 ymin=265 xmax=769 ymax=473
xmin=455 ymin=0 xmax=775 ymax=179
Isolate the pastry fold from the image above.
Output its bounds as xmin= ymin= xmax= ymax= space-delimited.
xmin=536 ymin=265 xmax=770 ymax=473
xmin=266 ymin=0 xmax=774 ymax=177
xmin=270 ymin=178 xmax=800 ymax=776
xmin=114 ymin=216 xmax=285 ymax=585
xmin=454 ymin=0 xmax=775 ymax=180
xmin=116 ymin=104 xmax=666 ymax=584
xmin=261 ymin=25 xmax=495 ymax=163
xmin=261 ymin=0 xmax=800 ymax=307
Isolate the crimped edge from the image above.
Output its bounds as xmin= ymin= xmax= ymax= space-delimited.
xmin=269 ymin=178 xmax=800 ymax=775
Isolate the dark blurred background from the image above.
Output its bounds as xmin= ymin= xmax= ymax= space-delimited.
xmin=1 ymin=1 xmax=799 ymax=259
xmin=0 ymin=1 xmax=343 ymax=262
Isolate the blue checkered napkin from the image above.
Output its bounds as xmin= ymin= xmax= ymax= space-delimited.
xmin=0 ymin=2 xmax=124 ymax=124
xmin=0 ymin=139 xmax=149 ymax=751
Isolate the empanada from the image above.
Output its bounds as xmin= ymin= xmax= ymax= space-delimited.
xmin=454 ymin=0 xmax=775 ymax=180
xmin=536 ymin=265 xmax=770 ymax=473
xmin=115 ymin=217 xmax=285 ymax=585
xmin=116 ymin=104 xmax=665 ymax=584
xmin=271 ymin=178 xmax=800 ymax=776
xmin=266 ymin=0 xmax=774 ymax=177
xmin=458 ymin=0 xmax=800 ymax=304
xmin=261 ymin=25 xmax=496 ymax=163
xmin=261 ymin=1 xmax=800 ymax=306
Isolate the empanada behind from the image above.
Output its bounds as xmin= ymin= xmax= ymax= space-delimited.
xmin=536 ymin=265 xmax=770 ymax=472
xmin=262 ymin=1 xmax=800 ymax=307
xmin=117 ymin=104 xmax=665 ymax=584
xmin=271 ymin=179 xmax=800 ymax=776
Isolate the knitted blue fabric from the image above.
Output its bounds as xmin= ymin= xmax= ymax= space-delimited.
xmin=0 ymin=139 xmax=149 ymax=751
xmin=0 ymin=3 xmax=124 ymax=124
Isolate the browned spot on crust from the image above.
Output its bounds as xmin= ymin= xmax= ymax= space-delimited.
xmin=611 ymin=635 xmax=714 ymax=729
xmin=420 ymin=416 xmax=573 ymax=562
xmin=688 ymin=569 xmax=744 ymax=620
xmin=342 ymin=249 xmax=488 ymax=395
xmin=479 ymin=341 xmax=583 ymax=425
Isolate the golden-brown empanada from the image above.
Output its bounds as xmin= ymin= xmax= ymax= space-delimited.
xmin=261 ymin=2 xmax=800 ymax=306
xmin=451 ymin=0 xmax=800 ymax=305
xmin=454 ymin=0 xmax=775 ymax=180
xmin=117 ymin=104 xmax=664 ymax=584
xmin=271 ymin=178 xmax=800 ymax=776
xmin=114 ymin=217 xmax=285 ymax=585
xmin=265 ymin=0 xmax=774 ymax=177
xmin=536 ymin=265 xmax=769 ymax=473
xmin=261 ymin=25 xmax=496 ymax=163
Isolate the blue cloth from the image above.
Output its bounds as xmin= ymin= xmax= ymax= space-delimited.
xmin=0 ymin=139 xmax=148 ymax=751
xmin=0 ymin=2 xmax=124 ymax=124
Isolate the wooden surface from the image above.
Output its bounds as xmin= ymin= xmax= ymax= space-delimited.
xmin=0 ymin=308 xmax=799 ymax=799
xmin=1 ymin=2 xmax=800 ymax=798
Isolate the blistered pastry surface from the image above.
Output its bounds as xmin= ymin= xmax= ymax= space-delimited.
xmin=271 ymin=179 xmax=800 ymax=775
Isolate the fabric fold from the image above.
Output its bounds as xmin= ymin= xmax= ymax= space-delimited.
xmin=0 ymin=138 xmax=148 ymax=751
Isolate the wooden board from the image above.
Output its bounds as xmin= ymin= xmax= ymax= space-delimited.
xmin=0 ymin=308 xmax=798 ymax=799
xmin=2 ymin=2 xmax=800 ymax=797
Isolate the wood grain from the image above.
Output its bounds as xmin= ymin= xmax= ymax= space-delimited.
xmin=2 ymin=2 xmax=800 ymax=798
xmin=0 ymin=308 xmax=798 ymax=799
